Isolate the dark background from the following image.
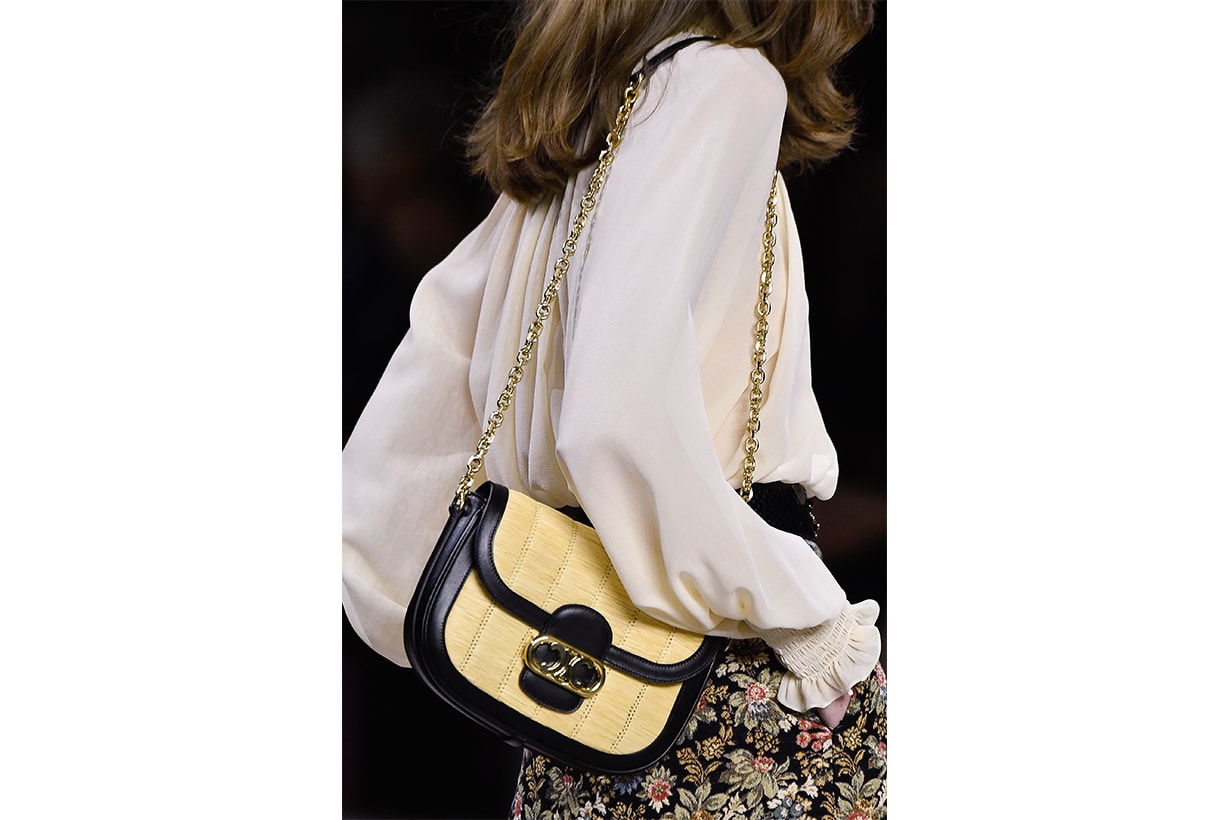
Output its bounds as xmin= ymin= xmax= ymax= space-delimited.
xmin=342 ymin=2 xmax=886 ymax=817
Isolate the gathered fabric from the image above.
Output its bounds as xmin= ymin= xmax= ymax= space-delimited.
xmin=342 ymin=35 xmax=880 ymax=713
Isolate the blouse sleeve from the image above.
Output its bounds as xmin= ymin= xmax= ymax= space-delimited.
xmin=553 ymin=44 xmax=880 ymax=711
xmin=341 ymin=204 xmax=510 ymax=667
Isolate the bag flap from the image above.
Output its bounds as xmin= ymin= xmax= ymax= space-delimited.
xmin=469 ymin=483 xmax=720 ymax=682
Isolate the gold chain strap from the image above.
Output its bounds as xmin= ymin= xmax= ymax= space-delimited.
xmin=452 ymin=70 xmax=779 ymax=510
xmin=452 ymin=73 xmax=645 ymax=509
xmin=739 ymin=175 xmax=779 ymax=502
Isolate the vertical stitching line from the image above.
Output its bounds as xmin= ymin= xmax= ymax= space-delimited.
xmin=495 ymin=625 xmax=537 ymax=700
xmin=613 ymin=685 xmax=651 ymax=752
xmin=504 ymin=501 xmax=542 ymax=590
xmin=539 ymin=520 xmax=580 ymax=611
xmin=459 ymin=597 xmax=496 ymax=674
xmin=566 ymin=560 xmax=617 ymax=741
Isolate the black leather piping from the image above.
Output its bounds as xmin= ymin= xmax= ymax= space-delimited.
xmin=404 ymin=485 xmax=495 ymax=677
xmin=470 ymin=484 xmax=549 ymax=631
xmin=604 ymin=641 xmax=723 ymax=683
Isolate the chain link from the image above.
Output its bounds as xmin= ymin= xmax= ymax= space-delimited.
xmin=453 ymin=73 xmax=645 ymax=509
xmin=452 ymin=72 xmax=780 ymax=510
xmin=739 ymin=175 xmax=779 ymax=502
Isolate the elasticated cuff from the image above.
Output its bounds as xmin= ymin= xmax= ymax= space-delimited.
xmin=759 ymin=600 xmax=881 ymax=712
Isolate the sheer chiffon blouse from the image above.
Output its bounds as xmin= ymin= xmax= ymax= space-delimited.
xmin=342 ymin=38 xmax=880 ymax=711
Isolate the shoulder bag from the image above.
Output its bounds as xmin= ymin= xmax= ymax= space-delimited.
xmin=405 ymin=39 xmax=787 ymax=775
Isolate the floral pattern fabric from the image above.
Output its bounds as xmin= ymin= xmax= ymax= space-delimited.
xmin=510 ymin=639 xmax=887 ymax=820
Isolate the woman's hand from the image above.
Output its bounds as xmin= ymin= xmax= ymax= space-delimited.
xmin=817 ymin=692 xmax=851 ymax=729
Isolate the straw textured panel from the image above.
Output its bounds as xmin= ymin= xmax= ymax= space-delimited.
xmin=439 ymin=489 xmax=710 ymax=755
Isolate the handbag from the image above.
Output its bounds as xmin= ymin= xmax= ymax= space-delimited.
xmin=405 ymin=44 xmax=785 ymax=775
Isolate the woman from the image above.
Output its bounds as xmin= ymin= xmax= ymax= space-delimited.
xmin=343 ymin=1 xmax=885 ymax=817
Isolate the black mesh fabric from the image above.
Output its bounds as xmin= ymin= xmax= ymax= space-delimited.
xmin=745 ymin=481 xmax=818 ymax=544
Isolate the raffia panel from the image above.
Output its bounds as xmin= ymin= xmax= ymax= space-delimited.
xmin=493 ymin=490 xmax=704 ymax=665
xmin=444 ymin=572 xmax=685 ymax=755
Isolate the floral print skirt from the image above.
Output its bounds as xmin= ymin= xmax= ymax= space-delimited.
xmin=510 ymin=639 xmax=887 ymax=820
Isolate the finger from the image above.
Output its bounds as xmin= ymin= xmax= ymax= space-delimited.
xmin=818 ymin=693 xmax=851 ymax=729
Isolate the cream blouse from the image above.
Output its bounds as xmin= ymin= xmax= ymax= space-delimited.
xmin=342 ymin=37 xmax=881 ymax=712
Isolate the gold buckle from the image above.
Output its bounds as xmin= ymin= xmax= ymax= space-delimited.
xmin=524 ymin=635 xmax=606 ymax=697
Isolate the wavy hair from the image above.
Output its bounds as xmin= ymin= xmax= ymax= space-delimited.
xmin=467 ymin=0 xmax=876 ymax=203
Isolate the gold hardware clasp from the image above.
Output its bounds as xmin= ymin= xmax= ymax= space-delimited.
xmin=524 ymin=635 xmax=606 ymax=697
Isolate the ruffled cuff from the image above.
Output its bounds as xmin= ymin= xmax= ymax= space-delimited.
xmin=759 ymin=600 xmax=882 ymax=713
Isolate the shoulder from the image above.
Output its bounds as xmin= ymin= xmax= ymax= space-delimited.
xmin=665 ymin=41 xmax=787 ymax=113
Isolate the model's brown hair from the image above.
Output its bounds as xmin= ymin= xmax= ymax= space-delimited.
xmin=468 ymin=0 xmax=875 ymax=203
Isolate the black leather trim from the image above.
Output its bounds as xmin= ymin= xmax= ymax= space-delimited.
xmin=404 ymin=487 xmax=490 ymax=676
xmin=470 ymin=484 xmax=549 ymax=631
xmin=605 ymin=637 xmax=725 ymax=683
